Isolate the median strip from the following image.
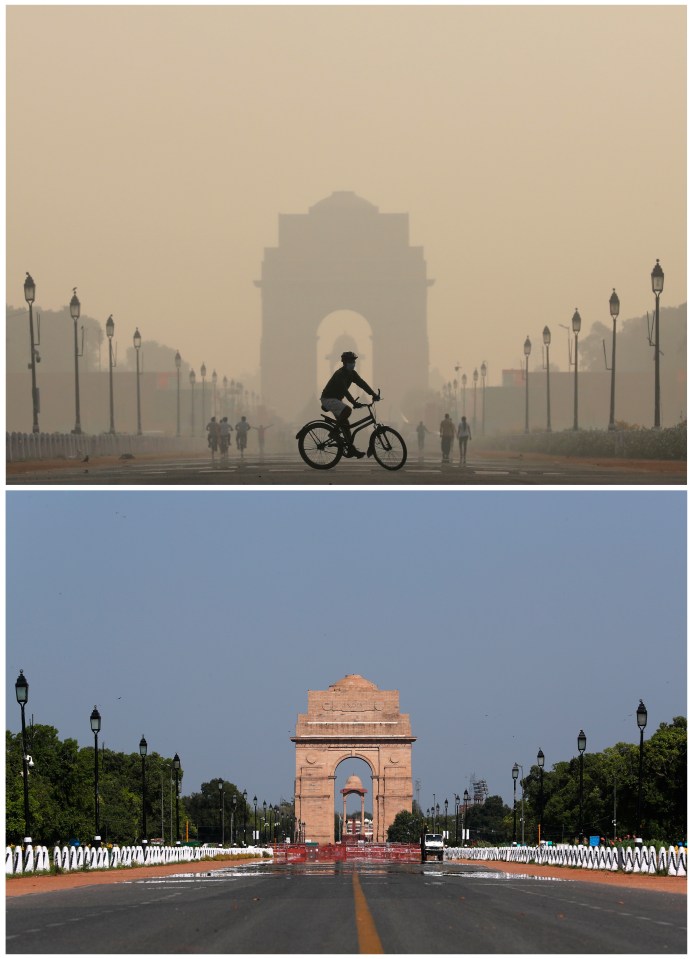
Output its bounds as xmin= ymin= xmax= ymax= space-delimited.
xmin=352 ymin=870 xmax=384 ymax=954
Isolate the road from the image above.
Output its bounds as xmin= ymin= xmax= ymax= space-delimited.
xmin=6 ymin=860 xmax=686 ymax=953
xmin=6 ymin=451 xmax=686 ymax=485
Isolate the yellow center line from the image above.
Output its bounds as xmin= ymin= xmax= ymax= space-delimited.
xmin=352 ymin=869 xmax=384 ymax=954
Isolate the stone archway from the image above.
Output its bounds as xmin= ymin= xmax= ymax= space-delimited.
xmin=292 ymin=675 xmax=416 ymax=845
xmin=256 ymin=192 xmax=434 ymax=420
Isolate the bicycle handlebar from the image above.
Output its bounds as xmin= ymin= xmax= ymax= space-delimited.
xmin=353 ymin=389 xmax=381 ymax=408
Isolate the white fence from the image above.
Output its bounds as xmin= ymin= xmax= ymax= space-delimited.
xmin=6 ymin=431 xmax=201 ymax=463
xmin=6 ymin=843 xmax=268 ymax=876
xmin=446 ymin=843 xmax=687 ymax=876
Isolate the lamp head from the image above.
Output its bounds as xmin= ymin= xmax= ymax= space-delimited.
xmin=70 ymin=288 xmax=81 ymax=320
xmin=105 ymin=314 xmax=115 ymax=338
xmin=175 ymin=350 xmax=181 ymax=369
xmin=636 ymin=699 xmax=648 ymax=731
xmin=572 ymin=309 xmax=582 ymax=334
xmin=139 ymin=735 xmax=147 ymax=757
xmin=651 ymin=259 xmax=664 ymax=294
xmin=189 ymin=369 xmax=196 ymax=385
xmin=200 ymin=363 xmax=207 ymax=378
xmin=172 ymin=753 xmax=181 ymax=771
xmin=524 ymin=336 xmax=532 ymax=357
xmin=577 ymin=730 xmax=587 ymax=754
xmin=133 ymin=328 xmax=142 ymax=350
xmin=480 ymin=362 xmax=487 ymax=378
xmin=609 ymin=288 xmax=620 ymax=320
xmin=512 ymin=762 xmax=519 ymax=780
xmin=543 ymin=326 xmax=551 ymax=346
xmin=24 ymin=273 xmax=36 ymax=304
xmin=537 ymin=748 xmax=545 ymax=768
xmin=473 ymin=368 xmax=479 ymax=383
xmin=15 ymin=669 xmax=29 ymax=705
xmin=90 ymin=706 xmax=102 ymax=734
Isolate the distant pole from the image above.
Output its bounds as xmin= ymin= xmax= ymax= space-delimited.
xmin=173 ymin=753 xmax=181 ymax=844
xmin=189 ymin=369 xmax=196 ymax=437
xmin=651 ymin=260 xmax=664 ymax=428
xmin=139 ymin=736 xmax=148 ymax=845
xmin=512 ymin=763 xmax=519 ymax=842
xmin=106 ymin=315 xmax=116 ymax=434
xmin=472 ymin=369 xmax=478 ymax=433
xmin=90 ymin=706 xmax=102 ymax=845
xmin=175 ymin=351 xmax=181 ymax=437
xmin=636 ymin=701 xmax=647 ymax=836
xmin=461 ymin=374 xmax=467 ymax=416
xmin=480 ymin=363 xmax=487 ymax=434
xmin=577 ymin=730 xmax=586 ymax=840
xmin=15 ymin=671 xmax=31 ymax=843
xmin=537 ymin=749 xmax=545 ymax=844
xmin=572 ymin=309 xmax=582 ymax=431
xmin=70 ymin=289 xmax=82 ymax=434
xmin=608 ymin=290 xmax=620 ymax=430
xmin=201 ymin=364 xmax=207 ymax=434
xmin=24 ymin=273 xmax=40 ymax=434
xmin=523 ymin=337 xmax=531 ymax=433
xmin=542 ymin=327 xmax=551 ymax=432
xmin=133 ymin=328 xmax=142 ymax=435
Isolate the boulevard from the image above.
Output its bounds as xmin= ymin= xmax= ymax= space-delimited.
xmin=6 ymin=859 xmax=686 ymax=954
xmin=6 ymin=450 xmax=685 ymax=486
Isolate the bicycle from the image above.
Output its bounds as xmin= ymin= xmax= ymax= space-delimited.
xmin=296 ymin=391 xmax=407 ymax=471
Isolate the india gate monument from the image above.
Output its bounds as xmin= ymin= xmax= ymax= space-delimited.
xmin=256 ymin=192 xmax=433 ymax=420
xmin=292 ymin=675 xmax=416 ymax=845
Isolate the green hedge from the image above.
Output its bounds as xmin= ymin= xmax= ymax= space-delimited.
xmin=479 ymin=425 xmax=686 ymax=461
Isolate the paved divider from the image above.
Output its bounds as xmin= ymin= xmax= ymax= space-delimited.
xmin=447 ymin=843 xmax=687 ymax=876
xmin=6 ymin=843 xmax=266 ymax=876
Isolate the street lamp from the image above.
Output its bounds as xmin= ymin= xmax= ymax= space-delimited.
xmin=253 ymin=795 xmax=258 ymax=844
xmin=263 ymin=799 xmax=268 ymax=844
xmin=174 ymin=351 xmax=182 ymax=437
xmin=472 ymin=368 xmax=479 ymax=433
xmin=23 ymin=273 xmax=40 ymax=433
xmin=636 ymin=700 xmax=647 ymax=836
xmin=537 ymin=749 xmax=545 ymax=845
xmin=200 ymin=364 xmax=207 ymax=432
xmin=133 ymin=328 xmax=142 ymax=436
xmin=461 ymin=373 xmax=467 ymax=416
xmin=242 ymin=789 xmax=248 ymax=845
xmin=577 ymin=730 xmax=586 ymax=840
xmin=139 ymin=735 xmax=148 ymax=846
xmin=70 ymin=288 xmax=83 ymax=434
xmin=512 ymin=763 xmax=519 ymax=842
xmin=651 ymin=259 xmax=664 ymax=428
xmin=463 ymin=789 xmax=470 ymax=843
xmin=542 ymin=326 xmax=551 ymax=432
xmin=218 ymin=780 xmax=224 ymax=845
xmin=172 ymin=753 xmax=181 ymax=844
xmin=571 ymin=309 xmax=582 ymax=431
xmin=231 ymin=794 xmax=237 ymax=845
xmin=480 ymin=362 xmax=487 ymax=434
xmin=454 ymin=793 xmax=460 ymax=844
xmin=106 ymin=314 xmax=116 ymax=434
xmin=189 ymin=369 xmax=196 ymax=437
xmin=444 ymin=798 xmax=449 ymax=839
xmin=435 ymin=802 xmax=440 ymax=831
xmin=608 ymin=289 xmax=620 ymax=430
xmin=523 ymin=336 xmax=531 ymax=433
xmin=212 ymin=370 xmax=218 ymax=418
xmin=90 ymin=706 xmax=102 ymax=846
xmin=15 ymin=670 xmax=31 ymax=844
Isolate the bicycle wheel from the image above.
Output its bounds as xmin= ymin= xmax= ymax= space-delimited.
xmin=298 ymin=422 xmax=343 ymax=470
xmin=371 ymin=426 xmax=407 ymax=471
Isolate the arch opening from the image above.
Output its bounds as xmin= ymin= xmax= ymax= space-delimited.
xmin=334 ymin=757 xmax=374 ymax=842
xmin=316 ymin=311 xmax=374 ymax=398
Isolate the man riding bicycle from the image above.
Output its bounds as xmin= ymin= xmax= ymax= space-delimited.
xmin=320 ymin=351 xmax=378 ymax=458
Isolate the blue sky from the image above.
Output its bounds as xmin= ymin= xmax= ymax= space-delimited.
xmin=6 ymin=490 xmax=686 ymax=816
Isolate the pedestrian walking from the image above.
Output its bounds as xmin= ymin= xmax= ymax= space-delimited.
xmin=235 ymin=415 xmax=251 ymax=458
xmin=416 ymin=421 xmax=429 ymax=457
xmin=439 ymin=413 xmax=455 ymax=464
xmin=219 ymin=416 xmax=233 ymax=460
xmin=457 ymin=415 xmax=472 ymax=465
xmin=206 ymin=416 xmax=220 ymax=460
xmin=255 ymin=423 xmax=273 ymax=454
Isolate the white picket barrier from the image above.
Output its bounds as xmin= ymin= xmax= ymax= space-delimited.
xmin=448 ymin=842 xmax=686 ymax=876
xmin=6 ymin=847 xmax=15 ymax=874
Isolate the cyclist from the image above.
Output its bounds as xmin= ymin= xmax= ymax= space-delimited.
xmin=320 ymin=351 xmax=378 ymax=458
xmin=235 ymin=415 xmax=251 ymax=457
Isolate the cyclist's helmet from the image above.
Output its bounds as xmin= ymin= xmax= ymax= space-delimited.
xmin=341 ymin=351 xmax=358 ymax=363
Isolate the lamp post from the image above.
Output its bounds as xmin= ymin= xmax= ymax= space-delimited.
xmin=523 ymin=336 xmax=531 ymax=433
xmin=512 ymin=763 xmax=519 ymax=842
xmin=608 ymin=289 xmax=620 ymax=430
xmin=636 ymin=700 xmax=647 ymax=837
xmin=435 ymin=802 xmax=440 ymax=832
xmin=463 ymin=789 xmax=470 ymax=843
xmin=222 ymin=376 xmax=228 ymax=419
xmin=542 ymin=326 xmax=551 ymax=432
xmin=231 ymin=794 xmax=237 ymax=845
xmin=577 ymin=730 xmax=586 ymax=840
xmin=15 ymin=670 xmax=31 ymax=844
xmin=651 ymin=259 xmax=664 ymax=428
xmin=200 ymin=364 xmax=207 ymax=432
xmin=133 ymin=328 xmax=142 ymax=435
xmin=480 ymin=362 xmax=487 ymax=434
xmin=253 ymin=795 xmax=258 ymax=844
xmin=90 ymin=706 xmax=102 ymax=846
xmin=444 ymin=798 xmax=449 ymax=840
xmin=472 ymin=368 xmax=478 ymax=433
xmin=212 ymin=370 xmax=218 ymax=418
xmin=218 ymin=780 xmax=224 ymax=845
xmin=242 ymin=789 xmax=248 ymax=845
xmin=537 ymin=749 xmax=545 ymax=845
xmin=70 ymin=288 xmax=83 ymax=434
xmin=263 ymin=800 xmax=267 ymax=844
xmin=454 ymin=793 xmax=460 ymax=844
xmin=174 ymin=351 xmax=182 ymax=437
xmin=571 ymin=309 xmax=582 ymax=430
xmin=106 ymin=314 xmax=116 ymax=434
xmin=461 ymin=373 xmax=467 ymax=416
xmin=189 ymin=369 xmax=196 ymax=437
xmin=139 ymin=736 xmax=148 ymax=846
xmin=23 ymin=273 xmax=40 ymax=433
xmin=172 ymin=753 xmax=181 ymax=844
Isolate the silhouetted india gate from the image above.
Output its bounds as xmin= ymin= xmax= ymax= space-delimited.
xmin=256 ymin=192 xmax=433 ymax=420
xmin=292 ymin=675 xmax=416 ymax=845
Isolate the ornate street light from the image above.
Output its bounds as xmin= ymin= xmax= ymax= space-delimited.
xmin=461 ymin=373 xmax=467 ymax=416
xmin=444 ymin=798 xmax=449 ymax=839
xmin=253 ymin=795 xmax=258 ymax=844
xmin=537 ymin=749 xmax=545 ymax=845
xmin=139 ymin=735 xmax=148 ymax=845
xmin=172 ymin=753 xmax=181 ymax=844
xmin=218 ymin=780 xmax=224 ymax=845
xmin=231 ymin=794 xmax=237 ymax=845
xmin=174 ymin=351 xmax=182 ymax=437
xmin=70 ymin=288 xmax=83 ymax=434
xmin=90 ymin=706 xmax=102 ymax=845
xmin=636 ymin=700 xmax=647 ymax=836
xmin=472 ymin=368 xmax=479 ymax=433
xmin=571 ymin=309 xmax=582 ymax=430
xmin=480 ymin=362 xmax=487 ymax=434
xmin=577 ymin=730 xmax=587 ymax=840
xmin=15 ymin=670 xmax=31 ymax=843
xmin=523 ymin=336 xmax=531 ymax=433
xmin=463 ymin=789 xmax=470 ymax=843
xmin=542 ymin=326 xmax=551 ymax=432
xmin=212 ymin=369 xmax=218 ymax=418
xmin=133 ymin=328 xmax=142 ymax=435
xmin=651 ymin=260 xmax=664 ymax=428
xmin=189 ymin=369 xmax=196 ymax=437
xmin=512 ymin=762 xmax=519 ymax=842
xmin=200 ymin=363 xmax=207 ymax=433
xmin=243 ymin=789 xmax=248 ymax=845
xmin=608 ymin=289 xmax=620 ymax=430
xmin=106 ymin=314 xmax=116 ymax=434
xmin=24 ymin=273 xmax=40 ymax=433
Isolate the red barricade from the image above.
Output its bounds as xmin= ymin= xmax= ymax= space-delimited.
xmin=272 ymin=843 xmax=420 ymax=864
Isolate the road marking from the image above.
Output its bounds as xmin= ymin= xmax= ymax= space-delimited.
xmin=352 ymin=870 xmax=384 ymax=954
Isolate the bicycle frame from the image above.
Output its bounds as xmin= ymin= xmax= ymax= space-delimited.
xmin=321 ymin=406 xmax=377 ymax=443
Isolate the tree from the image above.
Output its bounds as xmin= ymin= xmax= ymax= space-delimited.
xmin=387 ymin=809 xmax=424 ymax=843
xmin=464 ymin=795 xmax=512 ymax=844
xmin=183 ymin=780 xmax=247 ymax=844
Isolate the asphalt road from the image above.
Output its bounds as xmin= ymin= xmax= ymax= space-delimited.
xmin=6 ymin=860 xmax=686 ymax=954
xmin=6 ymin=452 xmax=685 ymax=485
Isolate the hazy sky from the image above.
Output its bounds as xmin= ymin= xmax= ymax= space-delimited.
xmin=6 ymin=5 xmax=686 ymax=391
xmin=6 ymin=490 xmax=686 ymax=814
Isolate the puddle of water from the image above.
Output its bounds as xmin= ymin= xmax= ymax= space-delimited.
xmin=423 ymin=870 xmax=571 ymax=882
